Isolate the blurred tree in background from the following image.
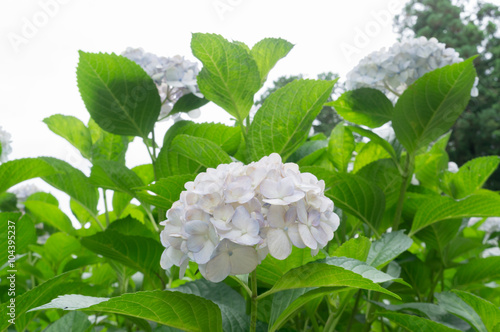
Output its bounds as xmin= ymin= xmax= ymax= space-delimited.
xmin=256 ymin=72 xmax=344 ymax=135
xmin=395 ymin=0 xmax=500 ymax=189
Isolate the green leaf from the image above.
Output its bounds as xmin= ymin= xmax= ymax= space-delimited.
xmin=44 ymin=311 xmax=92 ymax=332
xmin=454 ymin=256 xmax=500 ymax=287
xmin=327 ymin=88 xmax=393 ymax=128
xmin=257 ymin=247 xmax=324 ymax=285
xmin=410 ymin=193 xmax=500 ymax=235
xmin=435 ymin=292 xmax=487 ymax=332
xmin=453 ymin=290 xmax=500 ymax=332
xmin=191 ymin=33 xmax=260 ymax=121
xmin=24 ymin=201 xmax=75 ymax=235
xmin=331 ymin=236 xmax=371 ymax=261
xmin=416 ymin=219 xmax=461 ymax=254
xmin=0 ymin=158 xmax=59 ymax=192
xmin=28 ymin=294 xmax=110 ymax=311
xmin=347 ymin=125 xmax=398 ymax=163
xmin=0 ymin=192 xmax=17 ymax=212
xmin=81 ymin=226 xmax=164 ymax=279
xmin=156 ymin=121 xmax=239 ymax=178
xmin=392 ymin=58 xmax=477 ymax=153
xmin=171 ymin=135 xmax=232 ymax=168
xmin=266 ymin=262 xmax=400 ymax=299
xmin=324 ymin=172 xmax=385 ymax=234
xmin=445 ymin=156 xmax=500 ymax=199
xmin=107 ymin=216 xmax=158 ymax=240
xmin=174 ymin=279 xmax=249 ymax=332
xmin=88 ymin=118 xmax=130 ymax=163
xmin=379 ymin=312 xmax=461 ymax=331
xmin=44 ymin=233 xmax=81 ymax=269
xmin=90 ymin=160 xmax=144 ymax=197
xmin=356 ymin=158 xmax=403 ymax=208
xmin=248 ymin=79 xmax=336 ymax=160
xmin=0 ymin=271 xmax=77 ymax=332
xmin=170 ymin=93 xmax=210 ymax=115
xmin=86 ymin=291 xmax=222 ymax=332
xmin=353 ymin=141 xmax=391 ymax=173
xmin=76 ymin=51 xmax=161 ymax=137
xmin=328 ymin=122 xmax=355 ymax=172
xmin=112 ymin=191 xmax=133 ymax=218
xmin=43 ymin=114 xmax=93 ymax=159
xmin=136 ymin=175 xmax=194 ymax=211
xmin=250 ymin=38 xmax=294 ymax=86
xmin=367 ymin=230 xmax=413 ymax=268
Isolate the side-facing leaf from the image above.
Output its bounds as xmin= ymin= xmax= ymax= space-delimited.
xmin=353 ymin=141 xmax=391 ymax=173
xmin=367 ymin=230 xmax=413 ymax=268
xmin=171 ymin=135 xmax=232 ymax=168
xmin=0 ymin=158 xmax=59 ymax=192
xmin=170 ymin=93 xmax=210 ymax=115
xmin=445 ymin=156 xmax=500 ymax=199
xmin=453 ymin=290 xmax=500 ymax=332
xmin=454 ymin=256 xmax=500 ymax=288
xmin=392 ymin=58 xmax=477 ymax=153
xmin=331 ymin=236 xmax=371 ymax=261
xmin=327 ymin=88 xmax=393 ymax=128
xmin=136 ymin=174 xmax=194 ymax=211
xmin=24 ymin=201 xmax=75 ymax=235
xmin=410 ymin=193 xmax=500 ymax=235
xmin=266 ymin=263 xmax=400 ymax=299
xmin=328 ymin=122 xmax=355 ymax=172
xmin=250 ymin=38 xmax=294 ymax=86
xmin=43 ymin=114 xmax=92 ymax=159
xmin=248 ymin=79 xmax=336 ymax=160
xmin=348 ymin=125 xmax=398 ymax=163
xmin=77 ymin=51 xmax=161 ymax=137
xmin=191 ymin=33 xmax=260 ymax=121
xmin=90 ymin=160 xmax=144 ymax=197
xmin=435 ymin=292 xmax=487 ymax=332
xmin=88 ymin=118 xmax=130 ymax=163
xmin=379 ymin=312 xmax=461 ymax=332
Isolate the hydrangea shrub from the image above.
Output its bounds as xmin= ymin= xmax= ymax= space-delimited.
xmin=1 ymin=33 xmax=499 ymax=332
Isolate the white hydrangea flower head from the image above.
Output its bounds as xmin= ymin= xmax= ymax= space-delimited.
xmin=159 ymin=153 xmax=340 ymax=282
xmin=0 ymin=126 xmax=13 ymax=163
xmin=121 ymin=48 xmax=203 ymax=121
xmin=346 ymin=36 xmax=479 ymax=99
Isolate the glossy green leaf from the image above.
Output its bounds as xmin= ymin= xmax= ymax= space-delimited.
xmin=445 ymin=156 xmax=500 ymax=199
xmin=250 ymin=38 xmax=294 ymax=85
xmin=88 ymin=118 xmax=130 ymax=163
xmin=248 ymin=79 xmax=336 ymax=160
xmin=44 ymin=233 xmax=81 ymax=269
xmin=436 ymin=292 xmax=487 ymax=332
xmin=416 ymin=219 xmax=461 ymax=254
xmin=170 ymin=93 xmax=210 ymax=115
xmin=175 ymin=279 xmax=248 ymax=332
xmin=43 ymin=114 xmax=92 ymax=159
xmin=257 ymin=247 xmax=324 ymax=285
xmin=327 ymin=88 xmax=393 ymax=128
xmin=331 ymin=236 xmax=371 ymax=261
xmin=107 ymin=216 xmax=158 ymax=240
xmin=90 ymin=160 xmax=144 ymax=197
xmin=28 ymin=294 xmax=110 ymax=311
xmin=392 ymin=58 xmax=477 ymax=153
xmin=0 ymin=158 xmax=59 ymax=192
xmin=353 ymin=141 xmax=391 ymax=173
xmin=89 ymin=291 xmax=222 ymax=332
xmin=266 ymin=262 xmax=400 ymax=299
xmin=0 ymin=271 xmax=77 ymax=332
xmin=171 ymin=135 xmax=232 ymax=168
xmin=347 ymin=125 xmax=398 ymax=162
xmin=410 ymin=193 xmax=500 ymax=235
xmin=328 ymin=122 xmax=355 ymax=172
xmin=356 ymin=158 xmax=402 ymax=208
xmin=453 ymin=290 xmax=500 ymax=332
xmin=112 ymin=191 xmax=133 ymax=218
xmin=81 ymin=227 xmax=164 ymax=279
xmin=136 ymin=174 xmax=194 ymax=211
xmin=191 ymin=33 xmax=260 ymax=122
xmin=454 ymin=256 xmax=500 ymax=287
xmin=367 ymin=230 xmax=413 ymax=268
xmin=77 ymin=51 xmax=161 ymax=137
xmin=379 ymin=311 xmax=461 ymax=331
xmin=24 ymin=201 xmax=75 ymax=235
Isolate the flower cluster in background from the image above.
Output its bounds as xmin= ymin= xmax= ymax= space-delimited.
xmin=0 ymin=126 xmax=12 ymax=163
xmin=345 ymin=36 xmax=479 ymax=99
xmin=122 ymin=48 xmax=203 ymax=121
xmin=159 ymin=153 xmax=340 ymax=282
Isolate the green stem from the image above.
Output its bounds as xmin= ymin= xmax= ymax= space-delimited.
xmin=229 ymin=275 xmax=252 ymax=298
xmin=250 ymin=270 xmax=258 ymax=332
xmin=392 ymin=153 xmax=414 ymax=231
xmin=102 ymin=189 xmax=110 ymax=228
xmin=142 ymin=202 xmax=159 ymax=232
xmin=346 ymin=290 xmax=362 ymax=332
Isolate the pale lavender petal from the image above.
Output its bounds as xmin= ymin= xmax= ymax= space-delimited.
xmin=184 ymin=220 xmax=209 ymax=235
xmin=204 ymin=252 xmax=231 ymax=282
xmin=232 ymin=206 xmax=251 ymax=229
xmin=260 ymin=179 xmax=279 ymax=198
xmin=267 ymin=205 xmax=286 ymax=228
xmin=267 ymin=229 xmax=292 ymax=260
xmin=287 ymin=224 xmax=306 ymax=248
xmin=298 ymin=224 xmax=317 ymax=249
xmin=230 ymin=247 xmax=259 ymax=275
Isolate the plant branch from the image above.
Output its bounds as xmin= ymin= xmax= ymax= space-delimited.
xmin=393 ymin=153 xmax=414 ymax=231
xmin=250 ymin=269 xmax=258 ymax=332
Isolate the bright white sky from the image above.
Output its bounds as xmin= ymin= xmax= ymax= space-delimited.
xmin=0 ymin=0 xmax=406 ymax=223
